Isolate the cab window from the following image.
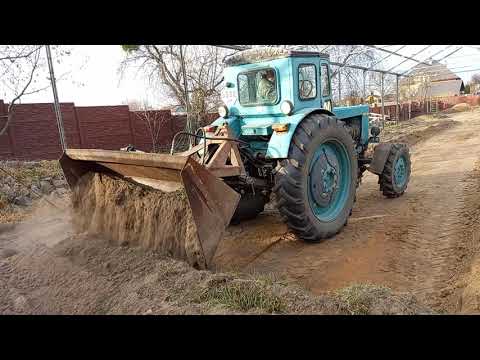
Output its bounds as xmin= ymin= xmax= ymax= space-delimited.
xmin=321 ymin=64 xmax=330 ymax=97
xmin=298 ymin=64 xmax=317 ymax=100
xmin=238 ymin=68 xmax=278 ymax=106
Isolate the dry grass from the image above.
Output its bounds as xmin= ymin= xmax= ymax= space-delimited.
xmin=0 ymin=160 xmax=63 ymax=224
xmin=333 ymin=283 xmax=391 ymax=315
xmin=0 ymin=207 xmax=28 ymax=224
xmin=1 ymin=160 xmax=63 ymax=186
xmin=197 ymin=279 xmax=285 ymax=313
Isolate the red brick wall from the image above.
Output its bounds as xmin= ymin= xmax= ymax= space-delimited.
xmin=0 ymin=102 xmax=81 ymax=160
xmin=0 ymin=100 xmax=207 ymax=161
xmin=76 ymin=105 xmax=133 ymax=150
xmin=130 ymin=110 xmax=187 ymax=152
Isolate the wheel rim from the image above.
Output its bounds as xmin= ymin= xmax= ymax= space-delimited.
xmin=393 ymin=155 xmax=407 ymax=187
xmin=307 ymin=140 xmax=351 ymax=222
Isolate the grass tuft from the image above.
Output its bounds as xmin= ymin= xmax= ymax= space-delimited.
xmin=198 ymin=279 xmax=285 ymax=313
xmin=334 ymin=283 xmax=391 ymax=315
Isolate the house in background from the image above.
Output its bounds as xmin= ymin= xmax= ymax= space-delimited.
xmin=160 ymin=104 xmax=187 ymax=116
xmin=470 ymin=82 xmax=480 ymax=95
xmin=400 ymin=60 xmax=465 ymax=101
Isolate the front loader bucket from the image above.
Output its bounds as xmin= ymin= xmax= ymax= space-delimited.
xmin=59 ymin=149 xmax=240 ymax=268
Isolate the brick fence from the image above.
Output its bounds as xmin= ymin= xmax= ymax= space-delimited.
xmin=371 ymin=95 xmax=480 ymax=121
xmin=0 ymin=100 xmax=193 ymax=161
xmin=2 ymin=95 xmax=479 ymax=161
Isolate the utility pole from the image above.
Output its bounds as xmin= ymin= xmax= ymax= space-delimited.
xmin=381 ymin=73 xmax=385 ymax=127
xmin=179 ymin=45 xmax=193 ymax=145
xmin=338 ymin=70 xmax=341 ymax=106
xmin=45 ymin=45 xmax=67 ymax=151
xmin=362 ymin=70 xmax=367 ymax=103
xmin=396 ymin=75 xmax=400 ymax=123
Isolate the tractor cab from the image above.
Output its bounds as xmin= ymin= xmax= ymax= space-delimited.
xmin=212 ymin=48 xmax=370 ymax=160
xmin=218 ymin=48 xmax=334 ymax=119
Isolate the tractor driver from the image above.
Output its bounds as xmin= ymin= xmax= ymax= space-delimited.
xmin=257 ymin=69 xmax=277 ymax=103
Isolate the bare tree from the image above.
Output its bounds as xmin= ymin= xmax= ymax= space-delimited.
xmin=120 ymin=45 xmax=227 ymax=130
xmin=282 ymin=45 xmax=382 ymax=104
xmin=122 ymin=99 xmax=144 ymax=111
xmin=120 ymin=45 xmax=387 ymax=117
xmin=132 ymin=100 xmax=169 ymax=153
xmin=0 ymin=46 xmax=44 ymax=136
xmin=0 ymin=45 xmax=72 ymax=137
xmin=471 ymin=73 xmax=480 ymax=84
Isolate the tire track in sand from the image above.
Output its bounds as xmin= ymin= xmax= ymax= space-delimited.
xmin=214 ymin=110 xmax=480 ymax=312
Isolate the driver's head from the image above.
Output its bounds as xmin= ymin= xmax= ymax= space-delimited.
xmin=266 ymin=70 xmax=275 ymax=81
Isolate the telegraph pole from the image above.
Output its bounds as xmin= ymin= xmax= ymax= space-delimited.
xmin=179 ymin=45 xmax=193 ymax=143
xmin=45 ymin=45 xmax=67 ymax=151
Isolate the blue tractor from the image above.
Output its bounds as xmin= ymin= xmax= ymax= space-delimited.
xmin=60 ymin=47 xmax=411 ymax=268
xmin=208 ymin=47 xmax=411 ymax=237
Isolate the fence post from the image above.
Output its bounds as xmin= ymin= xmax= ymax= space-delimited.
xmin=381 ymin=73 xmax=385 ymax=128
xmin=363 ymin=70 xmax=366 ymax=103
xmin=2 ymin=101 xmax=18 ymax=157
xmin=73 ymin=104 xmax=83 ymax=148
xmin=127 ymin=109 xmax=136 ymax=146
xmin=396 ymin=75 xmax=400 ymax=124
xmin=338 ymin=70 xmax=342 ymax=106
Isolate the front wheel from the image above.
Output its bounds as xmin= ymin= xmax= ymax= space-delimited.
xmin=379 ymin=143 xmax=411 ymax=198
xmin=274 ymin=113 xmax=358 ymax=242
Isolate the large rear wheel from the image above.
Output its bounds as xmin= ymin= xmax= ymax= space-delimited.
xmin=274 ymin=113 xmax=358 ymax=242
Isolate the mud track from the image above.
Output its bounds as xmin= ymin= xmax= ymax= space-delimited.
xmin=213 ymin=111 xmax=480 ymax=312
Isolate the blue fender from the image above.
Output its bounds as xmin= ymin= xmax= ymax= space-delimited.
xmin=266 ymin=108 xmax=335 ymax=159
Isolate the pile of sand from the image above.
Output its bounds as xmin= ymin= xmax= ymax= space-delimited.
xmin=444 ymin=103 xmax=471 ymax=113
xmin=70 ymin=172 xmax=207 ymax=269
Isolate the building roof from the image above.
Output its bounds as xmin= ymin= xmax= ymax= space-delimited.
xmin=430 ymin=79 xmax=465 ymax=97
xmin=402 ymin=61 xmax=461 ymax=84
xmin=411 ymin=61 xmax=458 ymax=80
xmin=400 ymin=61 xmax=465 ymax=98
xmin=224 ymin=47 xmax=329 ymax=66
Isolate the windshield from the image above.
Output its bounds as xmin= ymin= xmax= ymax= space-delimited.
xmin=238 ymin=68 xmax=278 ymax=106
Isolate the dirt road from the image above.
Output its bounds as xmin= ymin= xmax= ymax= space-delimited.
xmin=213 ymin=110 xmax=480 ymax=312
xmin=1 ymin=110 xmax=479 ymax=314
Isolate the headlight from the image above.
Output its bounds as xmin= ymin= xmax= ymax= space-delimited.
xmin=218 ymin=105 xmax=229 ymax=118
xmin=281 ymin=100 xmax=294 ymax=116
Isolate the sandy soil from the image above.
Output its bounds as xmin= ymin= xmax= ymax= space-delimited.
xmin=213 ymin=109 xmax=480 ymax=313
xmin=0 ymin=204 xmax=431 ymax=315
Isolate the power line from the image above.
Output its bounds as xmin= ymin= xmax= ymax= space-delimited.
xmin=408 ymin=64 xmax=480 ymax=75
xmin=423 ymin=45 xmax=453 ymax=62
xmin=400 ymin=46 xmax=463 ymax=75
xmin=366 ymin=45 xmax=430 ymax=66
xmin=437 ymin=52 xmax=480 ymax=60
xmin=216 ymin=45 xmax=406 ymax=77
xmin=436 ymin=47 xmax=463 ymax=62
xmin=387 ymin=45 xmax=433 ymax=72
xmin=367 ymin=45 xmax=407 ymax=70
xmin=403 ymin=67 xmax=480 ymax=78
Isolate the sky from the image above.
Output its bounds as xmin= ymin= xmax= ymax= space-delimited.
xmin=375 ymin=45 xmax=480 ymax=79
xmin=14 ymin=45 xmax=167 ymax=107
xmin=8 ymin=45 xmax=480 ymax=108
